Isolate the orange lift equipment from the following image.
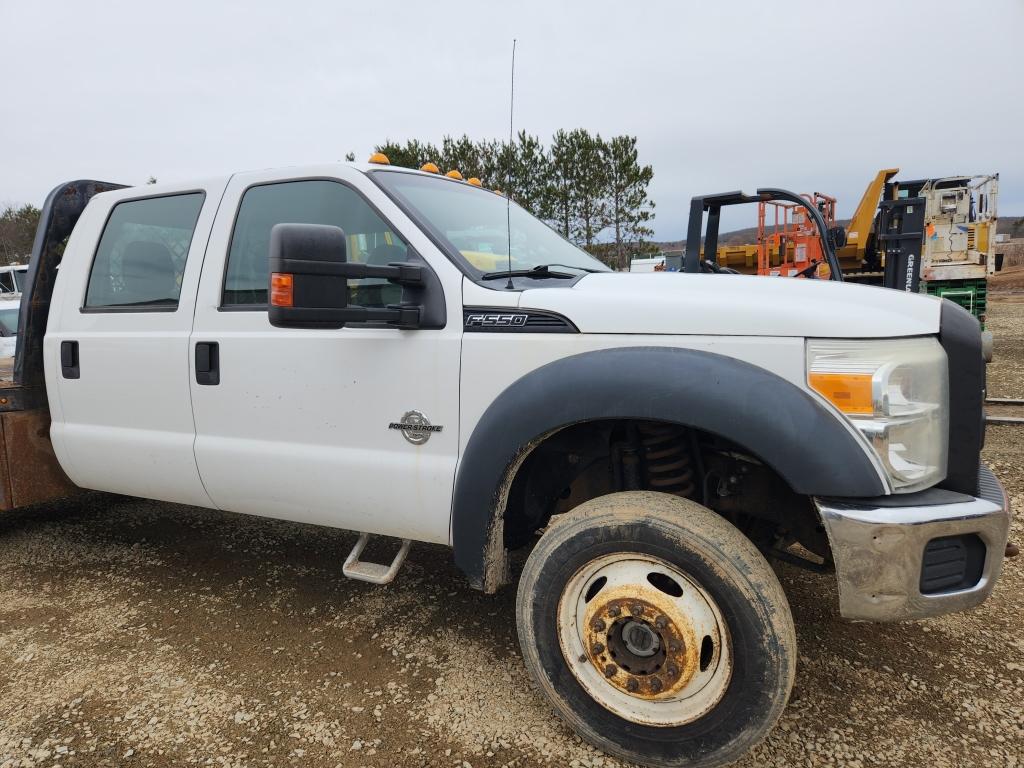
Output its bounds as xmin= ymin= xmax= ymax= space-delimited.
xmin=756 ymin=192 xmax=838 ymax=279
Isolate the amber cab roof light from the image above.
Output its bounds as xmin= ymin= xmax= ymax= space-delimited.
xmin=420 ymin=162 xmax=440 ymax=174
xmin=467 ymin=177 xmax=482 ymax=187
xmin=445 ymin=169 xmax=464 ymax=180
xmin=368 ymin=152 xmax=390 ymax=165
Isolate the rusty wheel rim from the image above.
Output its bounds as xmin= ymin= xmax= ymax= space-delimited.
xmin=557 ymin=553 xmax=732 ymax=727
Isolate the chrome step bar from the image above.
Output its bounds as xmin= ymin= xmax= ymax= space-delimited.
xmin=342 ymin=533 xmax=411 ymax=585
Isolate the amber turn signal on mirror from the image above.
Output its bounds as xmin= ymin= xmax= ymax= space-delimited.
xmin=270 ymin=272 xmax=294 ymax=307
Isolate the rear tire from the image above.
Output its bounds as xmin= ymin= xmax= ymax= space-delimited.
xmin=516 ymin=491 xmax=795 ymax=768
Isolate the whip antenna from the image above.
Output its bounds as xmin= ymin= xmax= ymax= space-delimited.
xmin=505 ymin=39 xmax=516 ymax=289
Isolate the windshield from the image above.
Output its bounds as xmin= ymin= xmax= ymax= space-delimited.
xmin=0 ymin=307 xmax=19 ymax=335
xmin=372 ymin=171 xmax=609 ymax=278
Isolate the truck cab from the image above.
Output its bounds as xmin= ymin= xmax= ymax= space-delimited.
xmin=3 ymin=161 xmax=1012 ymax=768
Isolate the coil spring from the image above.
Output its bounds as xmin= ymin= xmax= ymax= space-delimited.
xmin=638 ymin=423 xmax=695 ymax=498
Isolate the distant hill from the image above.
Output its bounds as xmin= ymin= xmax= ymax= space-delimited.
xmin=655 ymin=215 xmax=1024 ymax=252
xmin=1000 ymin=216 xmax=1024 ymax=238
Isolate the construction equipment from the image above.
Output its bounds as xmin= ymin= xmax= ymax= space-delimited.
xmin=690 ymin=171 xmax=896 ymax=276
xmin=835 ymin=168 xmax=899 ymax=270
xmin=682 ymin=169 xmax=998 ymax=322
xmin=684 ymin=188 xmax=843 ymax=279
xmin=756 ymin=193 xmax=838 ymax=278
xmin=873 ymin=174 xmax=999 ymax=321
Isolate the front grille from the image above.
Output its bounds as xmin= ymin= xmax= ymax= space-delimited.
xmin=920 ymin=534 xmax=985 ymax=594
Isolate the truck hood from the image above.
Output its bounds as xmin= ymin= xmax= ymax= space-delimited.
xmin=518 ymin=272 xmax=942 ymax=337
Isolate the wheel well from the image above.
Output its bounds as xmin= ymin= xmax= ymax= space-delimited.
xmin=502 ymin=419 xmax=830 ymax=567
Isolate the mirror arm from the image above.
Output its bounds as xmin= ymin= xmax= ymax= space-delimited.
xmin=274 ymin=258 xmax=423 ymax=285
xmin=339 ymin=261 xmax=423 ymax=285
xmin=273 ymin=304 xmax=420 ymax=330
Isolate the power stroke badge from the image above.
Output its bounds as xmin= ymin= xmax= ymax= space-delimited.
xmin=389 ymin=411 xmax=443 ymax=445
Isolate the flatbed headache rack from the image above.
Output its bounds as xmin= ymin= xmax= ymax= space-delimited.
xmin=0 ymin=179 xmax=126 ymax=510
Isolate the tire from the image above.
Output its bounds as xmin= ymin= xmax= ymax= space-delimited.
xmin=516 ymin=491 xmax=796 ymax=768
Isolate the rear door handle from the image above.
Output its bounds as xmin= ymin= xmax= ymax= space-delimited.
xmin=60 ymin=341 xmax=80 ymax=379
xmin=195 ymin=342 xmax=219 ymax=385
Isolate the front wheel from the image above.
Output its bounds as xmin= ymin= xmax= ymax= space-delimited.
xmin=516 ymin=491 xmax=796 ymax=768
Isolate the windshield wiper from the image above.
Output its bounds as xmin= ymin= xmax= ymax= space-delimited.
xmin=480 ymin=264 xmax=597 ymax=281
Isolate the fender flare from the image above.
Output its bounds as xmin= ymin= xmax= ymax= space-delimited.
xmin=451 ymin=346 xmax=886 ymax=589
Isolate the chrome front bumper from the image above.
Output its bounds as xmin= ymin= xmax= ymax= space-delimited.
xmin=815 ymin=466 xmax=1011 ymax=621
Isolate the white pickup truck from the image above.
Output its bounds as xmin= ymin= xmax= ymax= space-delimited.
xmin=1 ymin=161 xmax=1012 ymax=768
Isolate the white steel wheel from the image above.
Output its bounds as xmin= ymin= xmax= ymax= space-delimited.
xmin=557 ymin=552 xmax=731 ymax=727
xmin=516 ymin=491 xmax=796 ymax=768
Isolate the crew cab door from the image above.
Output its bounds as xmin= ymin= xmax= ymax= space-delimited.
xmin=46 ymin=182 xmax=225 ymax=506
xmin=188 ymin=168 xmax=462 ymax=543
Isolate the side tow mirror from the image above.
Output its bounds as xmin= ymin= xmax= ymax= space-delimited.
xmin=268 ymin=223 xmax=424 ymax=330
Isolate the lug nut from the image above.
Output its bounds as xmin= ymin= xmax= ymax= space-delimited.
xmin=626 ymin=678 xmax=639 ymax=693
xmin=630 ymin=604 xmax=645 ymax=616
xmin=669 ymin=641 xmax=681 ymax=653
xmin=608 ymin=606 xmax=621 ymax=618
xmin=604 ymin=664 xmax=617 ymax=678
xmin=654 ymin=615 xmax=668 ymax=630
xmin=590 ymin=618 xmax=606 ymax=632
xmin=649 ymin=677 xmax=664 ymax=693
xmin=666 ymin=663 xmax=679 ymax=677
xmin=591 ymin=642 xmax=605 ymax=654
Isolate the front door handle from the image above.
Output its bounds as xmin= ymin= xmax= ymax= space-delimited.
xmin=60 ymin=340 xmax=80 ymax=379
xmin=195 ymin=342 xmax=219 ymax=385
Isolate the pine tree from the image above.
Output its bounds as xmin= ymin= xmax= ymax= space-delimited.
xmin=603 ymin=136 xmax=655 ymax=270
xmin=0 ymin=203 xmax=41 ymax=264
xmin=507 ymin=132 xmax=550 ymax=218
xmin=567 ymin=129 xmax=610 ymax=250
xmin=439 ymin=135 xmax=483 ymax=179
xmin=548 ymin=129 xmax=575 ymax=239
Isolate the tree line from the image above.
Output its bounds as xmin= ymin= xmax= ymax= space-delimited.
xmin=375 ymin=130 xmax=656 ymax=269
xmin=0 ymin=203 xmax=40 ymax=266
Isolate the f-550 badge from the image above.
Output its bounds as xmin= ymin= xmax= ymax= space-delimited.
xmin=389 ymin=410 xmax=443 ymax=445
xmin=465 ymin=313 xmax=528 ymax=328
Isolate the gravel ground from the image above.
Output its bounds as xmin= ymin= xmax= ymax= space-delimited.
xmin=0 ymin=301 xmax=1022 ymax=768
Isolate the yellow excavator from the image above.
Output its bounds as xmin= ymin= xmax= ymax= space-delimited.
xmin=835 ymin=168 xmax=899 ymax=272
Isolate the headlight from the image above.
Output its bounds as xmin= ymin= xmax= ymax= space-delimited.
xmin=807 ymin=337 xmax=948 ymax=493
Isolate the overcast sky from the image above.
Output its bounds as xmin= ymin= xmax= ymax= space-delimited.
xmin=2 ymin=0 xmax=1020 ymax=240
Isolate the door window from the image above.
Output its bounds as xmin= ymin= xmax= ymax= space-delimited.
xmin=222 ymin=180 xmax=407 ymax=308
xmin=84 ymin=193 xmax=205 ymax=310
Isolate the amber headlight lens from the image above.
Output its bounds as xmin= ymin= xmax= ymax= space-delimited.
xmin=807 ymin=337 xmax=948 ymax=493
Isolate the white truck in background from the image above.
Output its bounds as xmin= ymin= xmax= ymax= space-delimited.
xmin=0 ymin=160 xmax=1013 ymax=768
xmin=0 ymin=296 xmax=20 ymax=359
xmin=0 ymin=264 xmax=28 ymax=295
